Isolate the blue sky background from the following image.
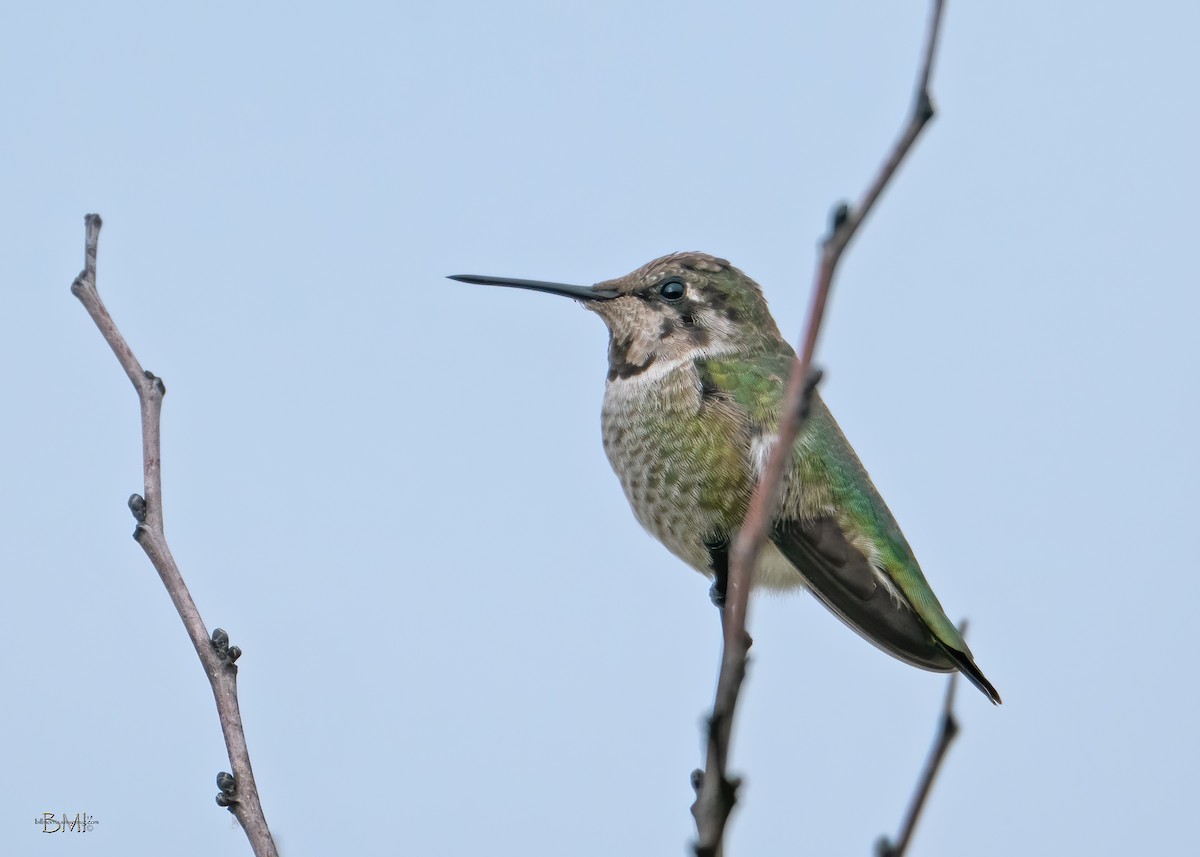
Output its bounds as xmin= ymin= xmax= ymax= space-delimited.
xmin=2 ymin=2 xmax=1197 ymax=855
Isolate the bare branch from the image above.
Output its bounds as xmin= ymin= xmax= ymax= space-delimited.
xmin=877 ymin=620 xmax=968 ymax=857
xmin=70 ymin=215 xmax=278 ymax=857
xmin=690 ymin=2 xmax=949 ymax=853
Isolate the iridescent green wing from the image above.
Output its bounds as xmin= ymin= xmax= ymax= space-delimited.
xmin=698 ymin=353 xmax=999 ymax=701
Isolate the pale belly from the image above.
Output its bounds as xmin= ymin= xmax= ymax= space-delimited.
xmin=599 ymin=366 xmax=805 ymax=593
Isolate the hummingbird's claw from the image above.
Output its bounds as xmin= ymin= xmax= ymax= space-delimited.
xmin=704 ymin=538 xmax=730 ymax=610
xmin=709 ymin=580 xmax=726 ymax=609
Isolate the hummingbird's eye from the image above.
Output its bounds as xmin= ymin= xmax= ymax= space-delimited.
xmin=659 ymin=278 xmax=686 ymax=302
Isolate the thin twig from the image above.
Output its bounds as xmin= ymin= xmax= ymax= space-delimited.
xmin=70 ymin=215 xmax=278 ymax=857
xmin=877 ymin=620 xmax=967 ymax=857
xmin=690 ymin=2 xmax=948 ymax=853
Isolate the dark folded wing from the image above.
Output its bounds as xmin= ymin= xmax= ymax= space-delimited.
xmin=771 ymin=517 xmax=956 ymax=672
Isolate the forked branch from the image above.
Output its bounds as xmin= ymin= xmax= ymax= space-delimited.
xmin=70 ymin=215 xmax=278 ymax=857
xmin=689 ymin=1 xmax=948 ymax=853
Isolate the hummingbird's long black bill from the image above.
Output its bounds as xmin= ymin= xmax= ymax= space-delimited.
xmin=448 ymin=274 xmax=619 ymax=301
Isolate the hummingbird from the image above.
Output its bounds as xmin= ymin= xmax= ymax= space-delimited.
xmin=450 ymin=252 xmax=1000 ymax=704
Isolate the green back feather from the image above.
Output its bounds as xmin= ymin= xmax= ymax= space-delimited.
xmin=698 ymin=352 xmax=968 ymax=654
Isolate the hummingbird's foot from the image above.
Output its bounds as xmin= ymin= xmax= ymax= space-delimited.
xmin=705 ymin=537 xmax=730 ymax=609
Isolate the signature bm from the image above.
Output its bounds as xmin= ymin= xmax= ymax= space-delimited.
xmin=35 ymin=812 xmax=99 ymax=833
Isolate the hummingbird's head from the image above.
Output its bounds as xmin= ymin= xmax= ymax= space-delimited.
xmin=586 ymin=252 xmax=785 ymax=379
xmin=450 ymin=252 xmax=785 ymax=381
